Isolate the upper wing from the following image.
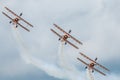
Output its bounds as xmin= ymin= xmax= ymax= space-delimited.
xmin=53 ymin=24 xmax=83 ymax=45
xmin=51 ymin=29 xmax=79 ymax=49
xmin=93 ymin=67 xmax=106 ymax=76
xmin=4 ymin=7 xmax=33 ymax=27
xmin=2 ymin=12 xmax=13 ymax=21
xmin=80 ymin=52 xmax=110 ymax=71
xmin=77 ymin=58 xmax=106 ymax=76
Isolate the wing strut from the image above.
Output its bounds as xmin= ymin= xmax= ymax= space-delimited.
xmin=4 ymin=7 xmax=33 ymax=27
xmin=53 ymin=24 xmax=83 ymax=45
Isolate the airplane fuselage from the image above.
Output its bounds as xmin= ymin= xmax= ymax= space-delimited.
xmin=89 ymin=62 xmax=95 ymax=69
xmin=13 ymin=17 xmax=19 ymax=24
xmin=61 ymin=34 xmax=69 ymax=41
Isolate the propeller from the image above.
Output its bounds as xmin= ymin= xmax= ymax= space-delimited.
xmin=19 ymin=13 xmax=22 ymax=16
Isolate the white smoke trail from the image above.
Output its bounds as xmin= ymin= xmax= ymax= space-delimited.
xmin=11 ymin=25 xmax=66 ymax=79
xmin=86 ymin=68 xmax=94 ymax=80
xmin=27 ymin=57 xmax=66 ymax=78
xmin=57 ymin=42 xmax=66 ymax=68
xmin=11 ymin=25 xmax=32 ymax=64
xmin=57 ymin=42 xmax=86 ymax=80
xmin=58 ymin=42 xmax=79 ymax=73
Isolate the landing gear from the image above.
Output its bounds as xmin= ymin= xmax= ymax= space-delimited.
xmin=16 ymin=25 xmax=18 ymax=28
xmin=20 ymin=13 xmax=22 ymax=16
xmin=9 ymin=21 xmax=12 ymax=24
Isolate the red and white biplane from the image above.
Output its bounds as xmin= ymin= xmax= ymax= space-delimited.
xmin=2 ymin=7 xmax=33 ymax=32
xmin=51 ymin=24 xmax=83 ymax=49
xmin=77 ymin=52 xmax=110 ymax=76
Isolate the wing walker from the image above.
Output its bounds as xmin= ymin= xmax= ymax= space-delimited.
xmin=2 ymin=6 xmax=33 ymax=32
xmin=77 ymin=52 xmax=110 ymax=76
xmin=51 ymin=24 xmax=83 ymax=49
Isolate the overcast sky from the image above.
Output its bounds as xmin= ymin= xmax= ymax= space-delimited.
xmin=0 ymin=0 xmax=120 ymax=80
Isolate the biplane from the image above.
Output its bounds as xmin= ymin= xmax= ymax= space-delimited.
xmin=77 ymin=52 xmax=110 ymax=76
xmin=51 ymin=24 xmax=83 ymax=49
xmin=2 ymin=7 xmax=33 ymax=32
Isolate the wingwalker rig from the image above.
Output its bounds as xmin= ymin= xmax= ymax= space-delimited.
xmin=2 ymin=6 xmax=33 ymax=32
xmin=77 ymin=52 xmax=110 ymax=79
xmin=51 ymin=24 xmax=83 ymax=49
